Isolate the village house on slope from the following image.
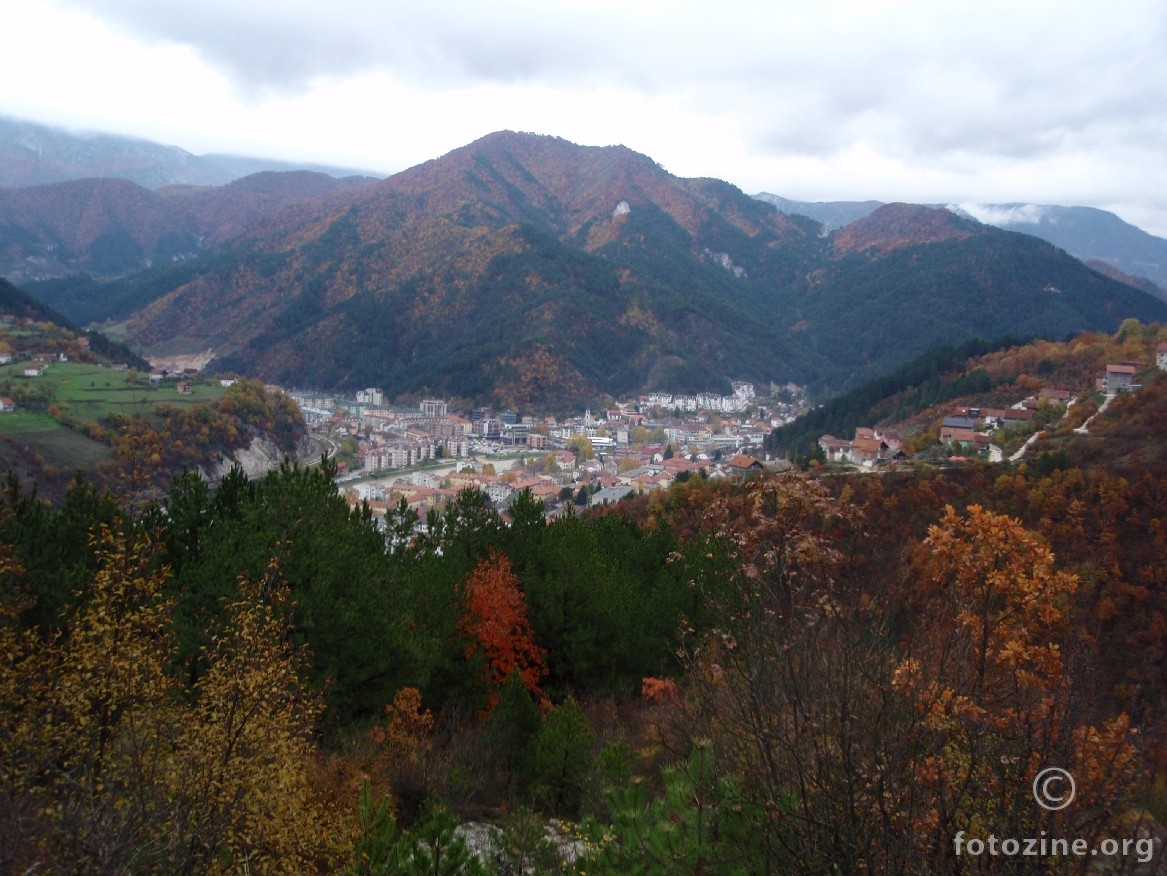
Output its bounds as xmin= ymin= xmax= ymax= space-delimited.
xmin=818 ymin=427 xmax=904 ymax=467
xmin=1100 ymin=363 xmax=1139 ymax=394
xmin=726 ymin=454 xmax=764 ymax=478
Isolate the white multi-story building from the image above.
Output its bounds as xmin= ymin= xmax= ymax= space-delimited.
xmin=639 ymin=384 xmax=757 ymax=414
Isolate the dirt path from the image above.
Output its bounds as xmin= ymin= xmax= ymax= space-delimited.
xmin=1074 ymin=393 xmax=1113 ymax=434
xmin=1009 ymin=396 xmax=1081 ymax=463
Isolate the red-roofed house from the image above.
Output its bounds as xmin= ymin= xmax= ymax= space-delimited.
xmin=530 ymin=482 xmax=564 ymax=500
xmin=818 ymin=435 xmax=851 ymax=462
xmin=726 ymin=454 xmax=764 ymax=478
xmin=941 ymin=428 xmax=992 ymax=450
xmin=1104 ymin=363 xmax=1138 ymax=394
xmin=849 ymin=437 xmax=888 ymax=467
xmin=662 ymin=456 xmax=700 ymax=474
xmin=394 ymin=486 xmax=439 ymax=512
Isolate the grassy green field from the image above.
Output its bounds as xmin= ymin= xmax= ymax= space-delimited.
xmin=0 ymin=409 xmax=112 ymax=469
xmin=0 ymin=363 xmax=229 ymax=472
xmin=0 ymin=362 xmax=227 ymax=421
xmin=0 ymin=409 xmax=57 ymax=435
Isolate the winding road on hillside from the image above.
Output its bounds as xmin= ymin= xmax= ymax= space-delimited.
xmin=1006 ymin=395 xmax=1094 ymax=464
xmin=1074 ymin=393 xmax=1114 ymax=434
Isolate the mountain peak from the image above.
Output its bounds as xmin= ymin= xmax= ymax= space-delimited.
xmin=360 ymin=131 xmax=687 ymax=247
xmin=832 ymin=203 xmax=976 ymax=256
xmin=18 ymin=129 xmax=1167 ymax=408
xmin=401 ymin=130 xmax=665 ymax=194
xmin=463 ymin=130 xmax=650 ymax=163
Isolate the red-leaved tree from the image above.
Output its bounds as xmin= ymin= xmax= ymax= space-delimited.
xmin=458 ymin=549 xmax=546 ymax=710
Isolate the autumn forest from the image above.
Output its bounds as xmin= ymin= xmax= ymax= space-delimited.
xmin=6 ymin=329 xmax=1167 ymax=873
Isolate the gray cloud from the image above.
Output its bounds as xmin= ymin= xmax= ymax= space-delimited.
xmin=62 ymin=0 xmax=639 ymax=91
xmin=958 ymin=204 xmax=1047 ymax=226
xmin=65 ymin=0 xmax=1167 ymax=158
xmin=45 ymin=0 xmax=1167 ymax=234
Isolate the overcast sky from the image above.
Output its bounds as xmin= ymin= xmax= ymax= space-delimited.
xmin=3 ymin=0 xmax=1166 ymax=236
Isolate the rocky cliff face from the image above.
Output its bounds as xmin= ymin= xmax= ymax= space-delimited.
xmin=199 ymin=431 xmax=300 ymax=484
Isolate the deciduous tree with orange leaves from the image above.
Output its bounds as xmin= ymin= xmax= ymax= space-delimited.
xmin=458 ymin=548 xmax=546 ymax=710
xmin=896 ymin=504 xmax=1142 ymax=870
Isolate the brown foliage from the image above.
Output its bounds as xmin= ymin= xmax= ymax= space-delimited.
xmin=895 ymin=505 xmax=1141 ymax=868
xmin=662 ymin=476 xmax=1148 ymax=873
xmin=830 ymin=203 xmax=974 ymax=257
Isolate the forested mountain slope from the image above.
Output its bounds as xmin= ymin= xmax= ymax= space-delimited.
xmin=17 ymin=133 xmax=1167 ymax=406
xmin=2 ymin=171 xmax=377 ymax=285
